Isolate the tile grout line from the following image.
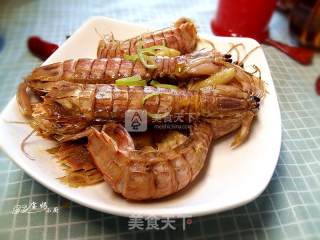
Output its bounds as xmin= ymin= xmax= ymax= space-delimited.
xmin=9 ymin=169 xmax=25 ymax=240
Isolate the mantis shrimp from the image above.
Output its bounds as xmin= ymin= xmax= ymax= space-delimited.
xmin=15 ymin=17 xmax=266 ymax=200
xmin=30 ymin=82 xmax=259 ymax=140
xmin=19 ymin=49 xmax=232 ymax=117
xmin=97 ymin=17 xmax=198 ymax=58
xmin=84 ymin=63 xmax=265 ymax=200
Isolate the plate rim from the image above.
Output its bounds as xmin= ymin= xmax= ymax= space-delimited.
xmin=0 ymin=16 xmax=282 ymax=217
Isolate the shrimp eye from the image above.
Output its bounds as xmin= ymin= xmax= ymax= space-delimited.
xmin=252 ymin=96 xmax=260 ymax=102
xmin=145 ymin=164 xmax=151 ymax=170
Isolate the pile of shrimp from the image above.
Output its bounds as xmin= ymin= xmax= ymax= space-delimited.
xmin=16 ymin=17 xmax=266 ymax=200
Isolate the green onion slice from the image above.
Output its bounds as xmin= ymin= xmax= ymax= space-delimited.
xmin=137 ymin=43 xmax=157 ymax=69
xmin=124 ymin=54 xmax=139 ymax=61
xmin=150 ymin=80 xmax=178 ymax=89
xmin=146 ymin=45 xmax=181 ymax=57
xmin=188 ymin=68 xmax=236 ymax=90
xmin=142 ymin=92 xmax=171 ymax=120
xmin=147 ymin=111 xmax=170 ymax=120
xmin=115 ymin=75 xmax=146 ymax=86
xmin=137 ymin=51 xmax=157 ymax=69
xmin=124 ymin=41 xmax=181 ymax=68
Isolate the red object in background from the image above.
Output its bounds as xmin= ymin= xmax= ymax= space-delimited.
xmin=316 ymin=76 xmax=320 ymax=95
xmin=27 ymin=36 xmax=58 ymax=61
xmin=211 ymin=0 xmax=314 ymax=65
xmin=211 ymin=0 xmax=277 ymax=42
xmin=264 ymin=38 xmax=314 ymax=65
xmin=289 ymin=0 xmax=320 ymax=49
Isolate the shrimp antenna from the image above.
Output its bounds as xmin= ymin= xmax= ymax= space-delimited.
xmin=21 ymin=129 xmax=36 ymax=161
xmin=3 ymin=119 xmax=28 ymax=124
xmin=110 ymin=32 xmax=116 ymax=44
xmin=253 ymin=65 xmax=261 ymax=79
xmin=238 ymin=46 xmax=261 ymax=66
xmin=226 ymin=43 xmax=245 ymax=64
xmin=199 ymin=38 xmax=216 ymax=50
xmin=94 ymin=28 xmax=108 ymax=45
xmin=247 ymin=64 xmax=261 ymax=79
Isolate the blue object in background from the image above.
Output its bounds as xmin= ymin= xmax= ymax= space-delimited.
xmin=0 ymin=35 xmax=4 ymax=52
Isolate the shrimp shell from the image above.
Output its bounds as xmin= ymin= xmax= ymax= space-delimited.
xmin=87 ymin=115 xmax=246 ymax=200
xmin=25 ymin=49 xmax=228 ymax=94
xmin=97 ymin=17 xmax=198 ymax=58
xmin=88 ymin=122 xmax=212 ymax=200
xmin=31 ymin=82 xmax=259 ymax=139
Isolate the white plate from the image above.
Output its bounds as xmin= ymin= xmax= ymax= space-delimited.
xmin=0 ymin=17 xmax=281 ymax=217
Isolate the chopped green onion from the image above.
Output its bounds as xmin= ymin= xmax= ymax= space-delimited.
xmin=122 ymin=41 xmax=182 ymax=69
xmin=147 ymin=111 xmax=170 ymax=120
xmin=150 ymin=80 xmax=179 ymax=90
xmin=116 ymin=80 xmax=146 ymax=86
xmin=135 ymin=41 xmax=157 ymax=69
xmin=116 ymin=75 xmax=141 ymax=82
xmin=115 ymin=75 xmax=146 ymax=86
xmin=189 ymin=68 xmax=236 ymax=90
xmin=124 ymin=54 xmax=139 ymax=62
xmin=142 ymin=92 xmax=171 ymax=120
xmin=146 ymin=45 xmax=181 ymax=57
xmin=139 ymin=45 xmax=181 ymax=57
xmin=137 ymin=49 xmax=157 ymax=69
xmin=142 ymin=92 xmax=161 ymax=105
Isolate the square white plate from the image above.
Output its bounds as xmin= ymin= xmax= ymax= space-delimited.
xmin=0 ymin=17 xmax=281 ymax=217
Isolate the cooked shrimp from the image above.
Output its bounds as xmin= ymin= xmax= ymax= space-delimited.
xmin=97 ymin=17 xmax=198 ymax=58
xmin=30 ymin=82 xmax=259 ymax=139
xmin=87 ymin=114 xmax=248 ymax=200
xmin=24 ymin=49 xmax=231 ymax=94
xmin=88 ymin=121 xmax=212 ymax=200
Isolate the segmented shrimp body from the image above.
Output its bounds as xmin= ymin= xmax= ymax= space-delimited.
xmin=87 ymin=115 xmax=248 ymax=200
xmin=25 ymin=49 xmax=230 ymax=94
xmin=31 ymin=82 xmax=259 ymax=139
xmin=85 ymin=66 xmax=265 ymax=200
xmin=14 ymin=16 xmax=268 ymax=200
xmin=89 ymin=122 xmax=212 ymax=200
xmin=97 ymin=18 xmax=198 ymax=58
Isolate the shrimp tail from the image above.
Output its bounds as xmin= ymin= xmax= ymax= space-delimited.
xmin=88 ymin=122 xmax=213 ymax=200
